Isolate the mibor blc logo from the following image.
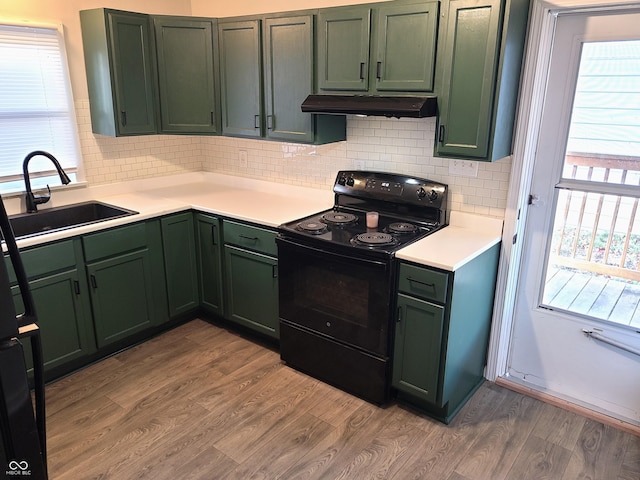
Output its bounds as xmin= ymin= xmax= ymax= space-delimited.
xmin=5 ymin=460 xmax=31 ymax=476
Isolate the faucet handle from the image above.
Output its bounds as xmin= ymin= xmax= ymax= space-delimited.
xmin=33 ymin=185 xmax=51 ymax=206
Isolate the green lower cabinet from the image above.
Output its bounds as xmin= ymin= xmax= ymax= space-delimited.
xmin=14 ymin=269 xmax=95 ymax=374
xmin=224 ymin=244 xmax=279 ymax=339
xmin=86 ymin=249 xmax=155 ymax=348
xmin=392 ymin=293 xmax=444 ymax=404
xmin=195 ymin=213 xmax=224 ymax=316
xmin=161 ymin=213 xmax=199 ymax=318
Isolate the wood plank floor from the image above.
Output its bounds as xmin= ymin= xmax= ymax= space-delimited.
xmin=544 ymin=267 xmax=640 ymax=327
xmin=46 ymin=319 xmax=640 ymax=480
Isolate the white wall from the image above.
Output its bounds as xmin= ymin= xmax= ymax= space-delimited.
xmin=1 ymin=0 xmax=512 ymax=218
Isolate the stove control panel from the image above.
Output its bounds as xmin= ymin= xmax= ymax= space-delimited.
xmin=334 ymin=170 xmax=447 ymax=209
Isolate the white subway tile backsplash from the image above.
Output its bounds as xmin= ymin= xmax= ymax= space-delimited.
xmin=76 ymin=101 xmax=510 ymax=218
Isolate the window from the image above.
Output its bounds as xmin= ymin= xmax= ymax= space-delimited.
xmin=0 ymin=22 xmax=80 ymax=194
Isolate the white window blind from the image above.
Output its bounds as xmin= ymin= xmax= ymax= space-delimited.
xmin=0 ymin=22 xmax=80 ymax=192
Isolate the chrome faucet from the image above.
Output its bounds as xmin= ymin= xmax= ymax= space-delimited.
xmin=23 ymin=150 xmax=71 ymax=213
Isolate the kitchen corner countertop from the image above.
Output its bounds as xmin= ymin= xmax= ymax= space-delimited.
xmin=396 ymin=211 xmax=504 ymax=271
xmin=4 ymin=172 xmax=504 ymax=271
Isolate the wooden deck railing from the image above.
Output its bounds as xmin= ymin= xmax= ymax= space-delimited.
xmin=551 ymin=153 xmax=640 ymax=282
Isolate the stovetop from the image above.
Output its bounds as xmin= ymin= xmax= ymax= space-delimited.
xmin=278 ymin=171 xmax=448 ymax=257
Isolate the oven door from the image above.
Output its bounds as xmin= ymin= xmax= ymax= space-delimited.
xmin=277 ymin=236 xmax=393 ymax=357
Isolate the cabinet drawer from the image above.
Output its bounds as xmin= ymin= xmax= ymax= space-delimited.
xmin=83 ymin=222 xmax=147 ymax=262
xmin=398 ymin=263 xmax=449 ymax=304
xmin=7 ymin=240 xmax=77 ymax=283
xmin=223 ymin=221 xmax=277 ymax=256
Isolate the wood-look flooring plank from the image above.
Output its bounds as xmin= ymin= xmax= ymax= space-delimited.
xmin=562 ymin=419 xmax=631 ymax=480
xmin=45 ymin=320 xmax=640 ymax=480
xmin=389 ymin=381 xmax=506 ymax=480
xmin=505 ymin=434 xmax=573 ymax=479
xmin=452 ymin=388 xmax=543 ymax=480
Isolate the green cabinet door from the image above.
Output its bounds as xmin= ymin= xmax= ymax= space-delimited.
xmin=195 ymin=213 xmax=224 ymax=316
xmin=218 ymin=20 xmax=263 ymax=138
xmin=392 ymin=293 xmax=444 ymax=404
xmin=317 ymin=7 xmax=371 ymax=92
xmin=263 ymin=15 xmax=314 ymax=142
xmin=161 ymin=213 xmax=199 ymax=318
xmin=224 ymin=245 xmax=279 ymax=339
xmin=154 ymin=17 xmax=220 ymax=134
xmin=14 ymin=269 xmax=94 ymax=374
xmin=87 ymin=249 xmax=154 ymax=348
xmin=435 ymin=0 xmax=502 ymax=159
xmin=373 ymin=2 xmax=438 ymax=92
xmin=80 ymin=9 xmax=157 ymax=136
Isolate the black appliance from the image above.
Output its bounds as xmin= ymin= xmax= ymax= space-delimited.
xmin=0 ymin=195 xmax=48 ymax=478
xmin=301 ymin=94 xmax=438 ymax=118
xmin=277 ymin=171 xmax=447 ymax=404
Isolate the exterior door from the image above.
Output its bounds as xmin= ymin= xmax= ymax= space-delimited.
xmin=509 ymin=10 xmax=640 ymax=424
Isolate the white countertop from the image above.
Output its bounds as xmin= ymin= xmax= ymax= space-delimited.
xmin=4 ymin=172 xmax=503 ymax=270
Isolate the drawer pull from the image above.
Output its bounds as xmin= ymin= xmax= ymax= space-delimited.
xmin=211 ymin=224 xmax=217 ymax=246
xmin=239 ymin=234 xmax=259 ymax=242
xmin=407 ymin=277 xmax=435 ymax=288
xmin=90 ymin=275 xmax=98 ymax=289
xmin=396 ymin=306 xmax=403 ymax=323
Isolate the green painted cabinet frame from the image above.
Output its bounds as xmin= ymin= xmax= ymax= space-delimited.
xmin=80 ymin=9 xmax=158 ymax=136
xmin=393 ymin=293 xmax=444 ymax=404
xmin=161 ymin=213 xmax=199 ymax=318
xmin=435 ymin=0 xmax=530 ymax=160
xmin=154 ymin=17 xmax=221 ymax=134
xmin=8 ymin=239 xmax=95 ymax=377
xmin=218 ymin=20 xmax=263 ymax=138
xmin=317 ymin=1 xmax=439 ymax=94
xmin=195 ymin=213 xmax=224 ymax=316
xmin=393 ymin=242 xmax=501 ymax=423
xmin=317 ymin=7 xmax=372 ymax=92
xmin=224 ymin=245 xmax=279 ymax=339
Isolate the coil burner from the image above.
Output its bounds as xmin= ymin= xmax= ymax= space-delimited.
xmin=351 ymin=232 xmax=399 ymax=248
xmin=296 ymin=221 xmax=328 ymax=235
xmin=321 ymin=211 xmax=357 ymax=226
xmin=386 ymin=222 xmax=418 ymax=234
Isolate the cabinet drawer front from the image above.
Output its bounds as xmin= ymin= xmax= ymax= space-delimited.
xmin=398 ymin=263 xmax=449 ymax=304
xmin=223 ymin=221 xmax=277 ymax=256
xmin=83 ymin=222 xmax=147 ymax=262
xmin=7 ymin=240 xmax=76 ymax=283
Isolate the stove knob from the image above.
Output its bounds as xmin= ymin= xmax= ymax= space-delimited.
xmin=428 ymin=189 xmax=439 ymax=201
xmin=346 ymin=177 xmax=355 ymax=187
xmin=417 ymin=187 xmax=427 ymax=199
xmin=338 ymin=176 xmax=346 ymax=186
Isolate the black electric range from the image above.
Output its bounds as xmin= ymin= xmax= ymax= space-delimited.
xmin=276 ymin=171 xmax=448 ymax=405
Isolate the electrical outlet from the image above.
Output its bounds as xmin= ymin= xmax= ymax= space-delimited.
xmin=238 ymin=150 xmax=248 ymax=168
xmin=448 ymin=159 xmax=478 ymax=177
xmin=354 ymin=160 xmax=365 ymax=170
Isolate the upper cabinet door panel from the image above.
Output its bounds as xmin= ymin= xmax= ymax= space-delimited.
xmin=107 ymin=12 xmax=157 ymax=135
xmin=154 ymin=18 xmax=218 ymax=134
xmin=374 ymin=2 xmax=439 ymax=92
xmin=436 ymin=0 xmax=502 ymax=158
xmin=264 ymin=15 xmax=314 ymax=143
xmin=317 ymin=8 xmax=371 ymax=92
xmin=218 ymin=20 xmax=263 ymax=138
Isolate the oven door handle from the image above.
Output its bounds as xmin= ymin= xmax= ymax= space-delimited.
xmin=276 ymin=235 xmax=389 ymax=270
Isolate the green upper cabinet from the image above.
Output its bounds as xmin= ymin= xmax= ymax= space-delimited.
xmin=154 ymin=17 xmax=220 ymax=134
xmin=317 ymin=1 xmax=439 ymax=94
xmin=317 ymin=7 xmax=371 ymax=92
xmin=218 ymin=20 xmax=263 ymax=138
xmin=80 ymin=9 xmax=158 ymax=136
xmin=263 ymin=15 xmax=314 ymax=142
xmin=435 ymin=0 xmax=529 ymax=160
xmin=373 ymin=2 xmax=439 ymax=92
xmin=218 ymin=14 xmax=345 ymax=144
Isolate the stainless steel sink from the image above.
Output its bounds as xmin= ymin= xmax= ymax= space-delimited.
xmin=5 ymin=201 xmax=138 ymax=239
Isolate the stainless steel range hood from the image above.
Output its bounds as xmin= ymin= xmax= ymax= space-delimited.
xmin=301 ymin=94 xmax=437 ymax=118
